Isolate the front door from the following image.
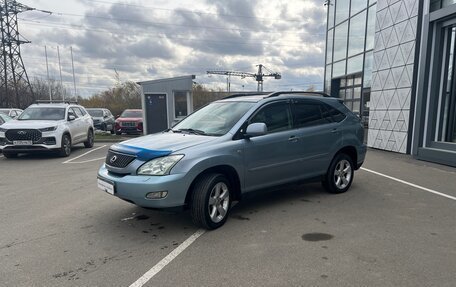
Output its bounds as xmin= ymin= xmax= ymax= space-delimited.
xmin=243 ymin=101 xmax=299 ymax=192
xmin=145 ymin=94 xmax=168 ymax=134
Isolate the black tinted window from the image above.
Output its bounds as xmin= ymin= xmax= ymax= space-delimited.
xmin=250 ymin=102 xmax=291 ymax=133
xmin=293 ymin=102 xmax=329 ymax=128
xmin=322 ymin=103 xmax=346 ymax=122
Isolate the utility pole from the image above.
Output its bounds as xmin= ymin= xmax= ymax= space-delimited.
xmin=44 ymin=45 xmax=51 ymax=101
xmin=70 ymin=46 xmax=77 ymax=98
xmin=0 ymin=0 xmax=51 ymax=107
xmin=57 ymin=46 xmax=64 ymax=101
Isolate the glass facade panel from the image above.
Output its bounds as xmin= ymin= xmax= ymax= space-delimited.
xmin=348 ymin=11 xmax=367 ymax=56
xmin=325 ymin=64 xmax=332 ymax=94
xmin=347 ymin=54 xmax=364 ymax=74
xmin=366 ymin=5 xmax=376 ymax=50
xmin=336 ymin=0 xmax=350 ymax=24
xmin=333 ymin=60 xmax=346 ymax=77
xmin=363 ymin=51 xmax=373 ymax=87
xmin=436 ymin=26 xmax=456 ymax=143
xmin=431 ymin=0 xmax=456 ymax=11
xmin=328 ymin=0 xmax=335 ymax=29
xmin=351 ymin=0 xmax=368 ymax=16
xmin=334 ymin=21 xmax=348 ymax=61
xmin=327 ymin=29 xmax=334 ymax=63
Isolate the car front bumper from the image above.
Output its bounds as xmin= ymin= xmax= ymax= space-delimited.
xmin=97 ymin=164 xmax=190 ymax=208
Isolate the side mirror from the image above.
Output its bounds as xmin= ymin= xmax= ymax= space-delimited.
xmin=245 ymin=122 xmax=267 ymax=138
xmin=68 ymin=114 xmax=76 ymax=121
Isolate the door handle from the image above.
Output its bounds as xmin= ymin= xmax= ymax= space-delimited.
xmin=288 ymin=136 xmax=299 ymax=142
xmin=331 ymin=128 xmax=339 ymax=133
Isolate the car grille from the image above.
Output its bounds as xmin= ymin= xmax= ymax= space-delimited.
xmin=105 ymin=150 xmax=136 ymax=168
xmin=121 ymin=121 xmax=136 ymax=127
xmin=5 ymin=129 xmax=42 ymax=142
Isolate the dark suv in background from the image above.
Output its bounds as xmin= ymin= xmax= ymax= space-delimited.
xmin=98 ymin=92 xmax=367 ymax=230
xmin=87 ymin=108 xmax=115 ymax=134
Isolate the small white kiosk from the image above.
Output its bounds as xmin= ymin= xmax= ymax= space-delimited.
xmin=138 ymin=75 xmax=194 ymax=134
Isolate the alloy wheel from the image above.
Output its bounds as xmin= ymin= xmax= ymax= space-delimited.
xmin=334 ymin=159 xmax=352 ymax=189
xmin=208 ymin=182 xmax=230 ymax=223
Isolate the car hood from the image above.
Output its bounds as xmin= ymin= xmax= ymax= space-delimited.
xmin=116 ymin=117 xmax=142 ymax=121
xmin=1 ymin=120 xmax=64 ymax=129
xmin=110 ymin=132 xmax=216 ymax=161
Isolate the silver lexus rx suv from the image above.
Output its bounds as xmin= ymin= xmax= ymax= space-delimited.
xmin=98 ymin=92 xmax=367 ymax=229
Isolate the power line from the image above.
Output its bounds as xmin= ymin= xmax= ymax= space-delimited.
xmin=20 ymin=20 xmax=321 ymax=48
xmin=84 ymin=0 xmax=314 ymax=24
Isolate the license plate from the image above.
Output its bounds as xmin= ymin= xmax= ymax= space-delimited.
xmin=13 ymin=140 xmax=32 ymax=145
xmin=97 ymin=177 xmax=115 ymax=195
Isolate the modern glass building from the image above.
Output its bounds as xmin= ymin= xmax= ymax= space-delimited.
xmin=325 ymin=0 xmax=456 ymax=167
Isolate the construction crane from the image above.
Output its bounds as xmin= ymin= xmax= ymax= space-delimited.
xmin=0 ymin=0 xmax=51 ymax=107
xmin=207 ymin=64 xmax=281 ymax=92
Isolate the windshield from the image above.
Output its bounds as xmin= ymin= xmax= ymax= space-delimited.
xmin=172 ymin=101 xmax=254 ymax=136
xmin=121 ymin=110 xmax=142 ymax=118
xmin=0 ymin=109 xmax=10 ymax=115
xmin=87 ymin=109 xmax=104 ymax=117
xmin=18 ymin=107 xmax=66 ymax=121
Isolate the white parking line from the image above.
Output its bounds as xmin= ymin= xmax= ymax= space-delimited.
xmin=69 ymin=157 xmax=106 ymax=164
xmin=129 ymin=229 xmax=206 ymax=287
xmin=361 ymin=167 xmax=456 ymax=201
xmin=62 ymin=145 xmax=106 ymax=164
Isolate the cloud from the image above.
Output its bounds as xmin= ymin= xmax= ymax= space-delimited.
xmin=18 ymin=0 xmax=327 ymax=96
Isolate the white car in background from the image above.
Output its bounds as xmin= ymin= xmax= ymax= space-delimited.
xmin=0 ymin=102 xmax=94 ymax=158
xmin=0 ymin=108 xmax=23 ymax=119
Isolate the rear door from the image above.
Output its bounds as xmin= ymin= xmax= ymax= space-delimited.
xmin=291 ymin=99 xmax=342 ymax=177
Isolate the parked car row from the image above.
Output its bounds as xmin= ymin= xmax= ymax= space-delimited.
xmin=0 ymin=102 xmax=145 ymax=157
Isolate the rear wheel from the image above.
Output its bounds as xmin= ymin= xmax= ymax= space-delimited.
xmin=2 ymin=151 xmax=18 ymax=158
xmin=322 ymin=153 xmax=354 ymax=194
xmin=84 ymin=129 xmax=94 ymax=148
xmin=59 ymin=134 xmax=72 ymax=157
xmin=190 ymin=173 xmax=232 ymax=230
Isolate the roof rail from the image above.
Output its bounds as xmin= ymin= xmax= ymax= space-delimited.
xmin=35 ymin=100 xmax=78 ymax=104
xmin=266 ymin=91 xmax=331 ymax=98
xmin=222 ymin=92 xmax=270 ymax=99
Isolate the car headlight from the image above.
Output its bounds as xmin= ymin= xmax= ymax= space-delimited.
xmin=137 ymin=155 xmax=184 ymax=176
xmin=39 ymin=126 xmax=57 ymax=132
xmin=0 ymin=127 xmax=6 ymax=132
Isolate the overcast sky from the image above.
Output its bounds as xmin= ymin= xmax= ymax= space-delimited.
xmin=18 ymin=0 xmax=327 ymax=97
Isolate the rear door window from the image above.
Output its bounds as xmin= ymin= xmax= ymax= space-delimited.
xmin=292 ymin=102 xmax=330 ymax=128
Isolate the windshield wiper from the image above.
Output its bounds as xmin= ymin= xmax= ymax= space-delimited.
xmin=177 ymin=128 xmax=207 ymax=135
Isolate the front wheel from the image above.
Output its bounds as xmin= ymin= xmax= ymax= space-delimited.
xmin=190 ymin=173 xmax=232 ymax=230
xmin=322 ymin=153 xmax=354 ymax=194
xmin=59 ymin=134 xmax=72 ymax=157
xmin=84 ymin=129 xmax=94 ymax=148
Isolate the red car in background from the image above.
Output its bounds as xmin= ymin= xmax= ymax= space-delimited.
xmin=115 ymin=109 xmax=143 ymax=135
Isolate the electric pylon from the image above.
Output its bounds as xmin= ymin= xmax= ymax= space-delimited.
xmin=0 ymin=0 xmax=49 ymax=107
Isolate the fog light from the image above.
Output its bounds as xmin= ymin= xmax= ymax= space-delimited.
xmin=146 ymin=191 xmax=168 ymax=199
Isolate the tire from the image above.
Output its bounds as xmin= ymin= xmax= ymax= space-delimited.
xmin=2 ymin=151 xmax=18 ymax=158
xmin=84 ymin=129 xmax=94 ymax=148
xmin=59 ymin=134 xmax=72 ymax=157
xmin=115 ymin=131 xmax=121 ymax=135
xmin=190 ymin=173 xmax=232 ymax=230
xmin=322 ymin=153 xmax=354 ymax=194
xmin=110 ymin=129 xmax=115 ymax=134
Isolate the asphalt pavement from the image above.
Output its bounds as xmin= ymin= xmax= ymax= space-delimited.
xmin=0 ymin=145 xmax=455 ymax=287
